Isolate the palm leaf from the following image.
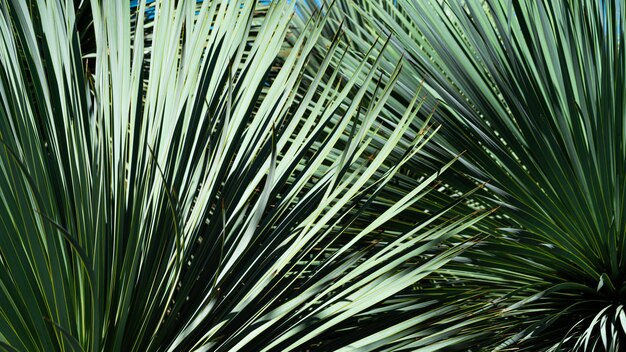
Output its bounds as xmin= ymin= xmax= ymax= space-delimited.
xmin=0 ymin=0 xmax=483 ymax=350
xmin=309 ymin=0 xmax=626 ymax=349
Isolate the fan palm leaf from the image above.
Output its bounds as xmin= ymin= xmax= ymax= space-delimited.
xmin=0 ymin=0 xmax=486 ymax=350
xmin=302 ymin=0 xmax=626 ymax=350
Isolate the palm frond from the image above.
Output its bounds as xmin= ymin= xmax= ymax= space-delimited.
xmin=304 ymin=0 xmax=626 ymax=349
xmin=0 ymin=0 xmax=483 ymax=350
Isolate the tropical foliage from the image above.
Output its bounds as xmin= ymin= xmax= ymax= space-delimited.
xmin=304 ymin=0 xmax=626 ymax=350
xmin=2 ymin=0 xmax=623 ymax=351
xmin=0 ymin=0 xmax=489 ymax=351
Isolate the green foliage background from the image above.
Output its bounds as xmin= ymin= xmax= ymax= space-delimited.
xmin=0 ymin=0 xmax=624 ymax=351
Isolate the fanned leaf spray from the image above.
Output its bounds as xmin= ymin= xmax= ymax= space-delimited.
xmin=0 ymin=0 xmax=484 ymax=351
xmin=301 ymin=0 xmax=626 ymax=350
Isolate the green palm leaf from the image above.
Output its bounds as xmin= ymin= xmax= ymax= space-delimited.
xmin=309 ymin=0 xmax=626 ymax=349
xmin=0 ymin=0 xmax=483 ymax=350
